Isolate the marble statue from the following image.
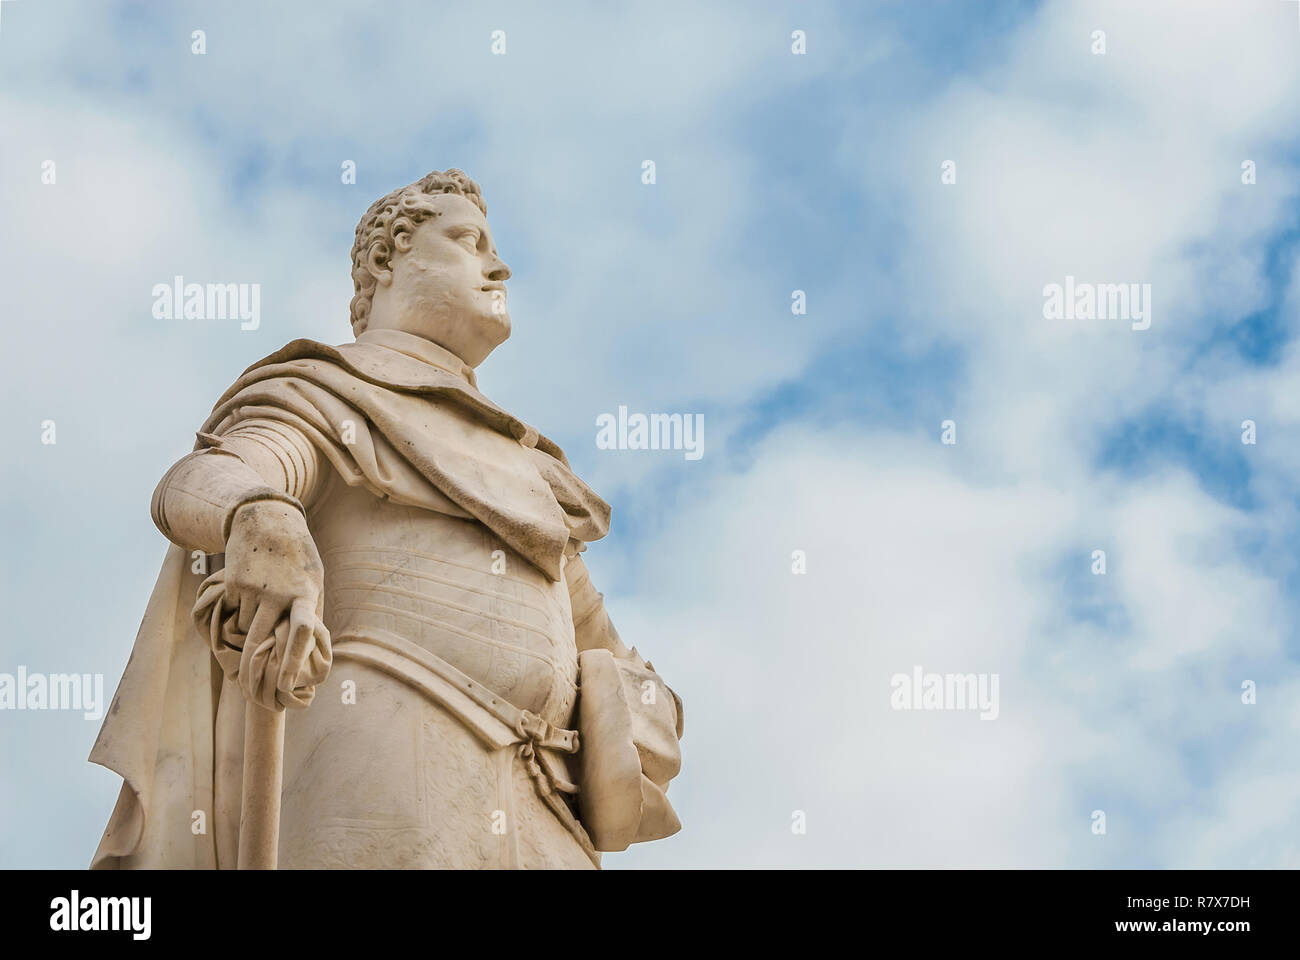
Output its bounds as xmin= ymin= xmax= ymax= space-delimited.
xmin=89 ymin=169 xmax=684 ymax=869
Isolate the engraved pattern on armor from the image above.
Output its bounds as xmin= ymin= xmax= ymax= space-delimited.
xmin=510 ymin=745 xmax=596 ymax=869
xmin=310 ymin=481 xmax=579 ymax=726
xmin=323 ymin=544 xmax=577 ymax=722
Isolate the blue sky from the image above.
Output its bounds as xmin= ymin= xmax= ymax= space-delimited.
xmin=2 ymin=0 xmax=1300 ymax=868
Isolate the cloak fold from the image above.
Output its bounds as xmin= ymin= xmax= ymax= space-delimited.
xmin=90 ymin=545 xmax=219 ymax=868
xmin=90 ymin=338 xmax=609 ymax=869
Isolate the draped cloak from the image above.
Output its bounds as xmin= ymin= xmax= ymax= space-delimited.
xmin=88 ymin=336 xmax=613 ymax=869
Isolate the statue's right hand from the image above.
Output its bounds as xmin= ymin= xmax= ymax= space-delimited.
xmin=202 ymin=499 xmax=330 ymax=709
xmin=225 ymin=498 xmax=324 ymax=614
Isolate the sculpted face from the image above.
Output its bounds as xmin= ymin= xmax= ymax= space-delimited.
xmin=367 ymin=192 xmax=512 ymax=367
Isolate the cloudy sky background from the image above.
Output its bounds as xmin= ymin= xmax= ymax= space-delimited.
xmin=2 ymin=0 xmax=1299 ymax=867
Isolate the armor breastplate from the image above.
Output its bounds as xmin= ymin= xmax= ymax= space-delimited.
xmin=306 ymin=473 xmax=579 ymax=729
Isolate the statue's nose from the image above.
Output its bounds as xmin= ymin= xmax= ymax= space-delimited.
xmin=486 ymin=257 xmax=511 ymax=282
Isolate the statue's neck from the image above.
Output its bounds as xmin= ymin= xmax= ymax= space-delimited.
xmin=355 ymin=328 xmax=478 ymax=387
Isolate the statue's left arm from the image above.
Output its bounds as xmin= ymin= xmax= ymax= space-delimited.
xmin=565 ymin=551 xmax=684 ymax=850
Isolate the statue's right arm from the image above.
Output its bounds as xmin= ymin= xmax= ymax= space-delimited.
xmin=152 ymin=420 xmax=327 ymax=649
xmin=151 ymin=420 xmax=323 ymax=554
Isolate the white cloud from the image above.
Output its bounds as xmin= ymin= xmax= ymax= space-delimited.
xmin=606 ymin=422 xmax=1294 ymax=867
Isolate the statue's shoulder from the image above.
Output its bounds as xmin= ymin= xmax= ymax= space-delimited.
xmin=243 ymin=338 xmax=342 ymax=371
xmin=236 ymin=338 xmax=418 ymax=388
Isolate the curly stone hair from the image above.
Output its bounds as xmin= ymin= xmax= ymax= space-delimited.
xmin=348 ymin=168 xmax=488 ymax=335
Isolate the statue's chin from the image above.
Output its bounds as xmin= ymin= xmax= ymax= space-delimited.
xmin=448 ymin=314 xmax=510 ymax=368
xmin=480 ymin=311 xmax=511 ymax=344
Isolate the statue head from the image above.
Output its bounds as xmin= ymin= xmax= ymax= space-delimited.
xmin=349 ymin=168 xmax=512 ymax=367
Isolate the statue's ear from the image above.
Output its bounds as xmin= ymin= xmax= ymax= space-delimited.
xmin=366 ymin=242 xmax=394 ymax=287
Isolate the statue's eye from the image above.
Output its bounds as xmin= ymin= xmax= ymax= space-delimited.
xmin=456 ymin=229 xmax=481 ymax=250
